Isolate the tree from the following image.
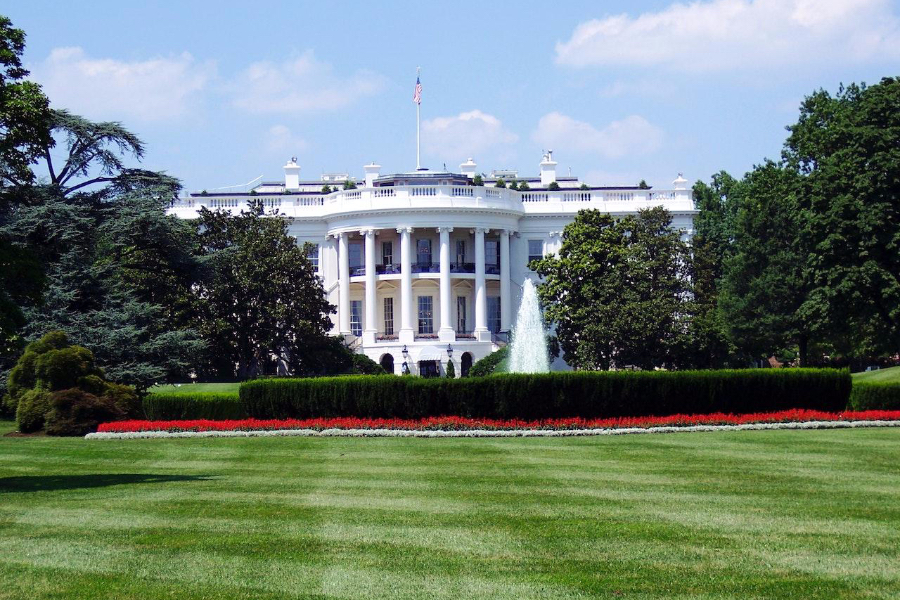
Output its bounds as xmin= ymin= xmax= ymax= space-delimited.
xmin=579 ymin=183 xmax=590 ymax=190
xmin=534 ymin=207 xmax=693 ymax=370
xmin=321 ymin=184 xmax=332 ymax=194
xmin=638 ymin=179 xmax=650 ymax=189
xmin=547 ymin=181 xmax=560 ymax=191
xmin=342 ymin=180 xmax=356 ymax=190
xmin=0 ymin=16 xmax=52 ymax=195
xmin=718 ymin=161 xmax=814 ymax=364
xmin=194 ymin=201 xmax=335 ymax=379
xmin=445 ymin=359 xmax=455 ymax=378
xmin=472 ymin=174 xmax=484 ymax=186
xmin=494 ymin=178 xmax=506 ymax=188
xmin=518 ymin=181 xmax=530 ymax=191
xmin=784 ymin=78 xmax=900 ymax=359
xmin=3 ymin=112 xmax=203 ymax=390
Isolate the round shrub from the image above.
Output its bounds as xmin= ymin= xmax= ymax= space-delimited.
xmin=352 ymin=353 xmax=387 ymax=375
xmin=15 ymin=389 xmax=51 ymax=433
xmin=44 ymin=389 xmax=125 ymax=437
xmin=103 ymin=382 xmax=142 ymax=418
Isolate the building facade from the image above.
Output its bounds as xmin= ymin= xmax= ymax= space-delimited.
xmin=168 ymin=154 xmax=697 ymax=376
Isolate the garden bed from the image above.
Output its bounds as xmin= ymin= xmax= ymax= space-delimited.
xmin=87 ymin=409 xmax=900 ymax=439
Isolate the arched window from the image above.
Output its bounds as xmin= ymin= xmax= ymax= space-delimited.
xmin=461 ymin=352 xmax=473 ymax=377
xmin=379 ymin=353 xmax=395 ymax=374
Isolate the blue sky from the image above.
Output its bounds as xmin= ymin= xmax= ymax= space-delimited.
xmin=5 ymin=0 xmax=900 ymax=192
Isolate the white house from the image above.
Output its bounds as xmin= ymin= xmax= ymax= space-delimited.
xmin=168 ymin=153 xmax=696 ymax=376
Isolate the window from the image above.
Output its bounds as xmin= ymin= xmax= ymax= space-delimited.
xmin=384 ymin=297 xmax=394 ymax=335
xmin=456 ymin=296 xmax=467 ymax=333
xmin=528 ymin=239 xmax=543 ymax=265
xmin=486 ymin=240 xmax=499 ymax=267
xmin=350 ymin=300 xmax=363 ymax=336
xmin=487 ymin=296 xmax=501 ymax=333
xmin=416 ymin=239 xmax=432 ymax=266
xmin=382 ymin=241 xmax=393 ymax=266
xmin=349 ymin=242 xmax=363 ymax=268
xmin=418 ymin=296 xmax=433 ymax=334
xmin=455 ymin=240 xmax=466 ymax=264
xmin=306 ymin=244 xmax=319 ymax=271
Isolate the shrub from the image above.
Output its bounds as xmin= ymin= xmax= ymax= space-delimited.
xmin=44 ymin=389 xmax=125 ymax=436
xmin=15 ymin=389 xmax=51 ymax=433
xmin=239 ymin=368 xmax=850 ymax=421
xmin=848 ymin=382 xmax=900 ymax=411
xmin=494 ymin=178 xmax=506 ymax=188
xmin=351 ymin=353 xmax=387 ymax=375
xmin=472 ymin=174 xmax=484 ymax=186
xmin=5 ymin=331 xmax=138 ymax=434
xmin=446 ymin=360 xmax=455 ymax=379
xmin=469 ymin=347 xmax=508 ymax=377
xmin=547 ymin=181 xmax=560 ymax=191
xmin=143 ymin=392 xmax=246 ymax=420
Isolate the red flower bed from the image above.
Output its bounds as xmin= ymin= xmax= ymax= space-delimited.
xmin=98 ymin=409 xmax=900 ymax=433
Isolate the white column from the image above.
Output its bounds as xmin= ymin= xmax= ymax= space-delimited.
xmin=363 ymin=229 xmax=376 ymax=344
xmin=500 ymin=229 xmax=511 ymax=334
xmin=438 ymin=227 xmax=455 ymax=341
xmin=338 ymin=232 xmax=350 ymax=335
xmin=398 ymin=227 xmax=414 ymax=343
xmin=474 ymin=227 xmax=489 ymax=340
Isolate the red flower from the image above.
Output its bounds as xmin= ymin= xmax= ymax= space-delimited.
xmin=96 ymin=410 xmax=900 ymax=434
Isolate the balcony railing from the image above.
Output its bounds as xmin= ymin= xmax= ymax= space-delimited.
xmin=411 ymin=262 xmax=439 ymax=273
xmin=376 ymin=264 xmax=401 ymax=274
xmin=485 ymin=264 xmax=501 ymax=275
xmin=450 ymin=262 xmax=475 ymax=273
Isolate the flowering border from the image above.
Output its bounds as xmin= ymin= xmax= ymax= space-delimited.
xmin=87 ymin=410 xmax=900 ymax=439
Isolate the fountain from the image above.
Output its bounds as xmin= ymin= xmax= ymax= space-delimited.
xmin=507 ymin=278 xmax=550 ymax=373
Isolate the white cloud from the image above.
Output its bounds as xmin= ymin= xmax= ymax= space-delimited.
xmin=265 ymin=125 xmax=309 ymax=154
xmin=555 ymin=0 xmax=900 ymax=71
xmin=421 ymin=110 xmax=519 ymax=162
xmin=598 ymin=79 xmax=677 ymax=98
xmin=32 ymin=47 xmax=214 ymax=121
xmin=531 ymin=113 xmax=663 ymax=159
xmin=231 ymin=50 xmax=385 ymax=113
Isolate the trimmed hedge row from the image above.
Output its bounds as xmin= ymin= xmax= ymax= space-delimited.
xmin=848 ymin=382 xmax=900 ymax=411
xmin=239 ymin=369 xmax=851 ymax=420
xmin=143 ymin=393 xmax=246 ymax=420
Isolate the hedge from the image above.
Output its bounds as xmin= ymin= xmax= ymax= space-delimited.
xmin=143 ymin=393 xmax=246 ymax=420
xmin=239 ymin=369 xmax=851 ymax=420
xmin=848 ymin=382 xmax=900 ymax=411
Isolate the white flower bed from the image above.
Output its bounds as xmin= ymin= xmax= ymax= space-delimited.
xmin=85 ymin=419 xmax=900 ymax=440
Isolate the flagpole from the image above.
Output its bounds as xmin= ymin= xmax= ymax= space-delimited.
xmin=416 ymin=66 xmax=421 ymax=170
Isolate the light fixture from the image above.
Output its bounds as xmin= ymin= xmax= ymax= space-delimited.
xmin=402 ymin=345 xmax=409 ymax=358
xmin=402 ymin=361 xmax=409 ymax=374
xmin=446 ymin=344 xmax=453 ymax=357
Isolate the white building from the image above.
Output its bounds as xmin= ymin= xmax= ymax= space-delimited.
xmin=168 ymin=154 xmax=696 ymax=376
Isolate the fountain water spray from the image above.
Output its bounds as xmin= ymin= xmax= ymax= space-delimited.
xmin=508 ymin=278 xmax=550 ymax=373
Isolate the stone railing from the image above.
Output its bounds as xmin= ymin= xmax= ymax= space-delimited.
xmin=168 ymin=185 xmax=694 ymax=218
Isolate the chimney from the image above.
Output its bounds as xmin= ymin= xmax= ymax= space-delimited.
xmin=283 ymin=157 xmax=300 ymax=190
xmin=459 ymin=158 xmax=477 ymax=179
xmin=540 ymin=150 xmax=557 ymax=186
xmin=364 ymin=162 xmax=381 ymax=187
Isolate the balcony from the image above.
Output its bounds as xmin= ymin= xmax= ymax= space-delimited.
xmin=376 ymin=264 xmax=401 ymax=274
xmin=411 ymin=262 xmax=439 ymax=273
xmin=485 ymin=264 xmax=501 ymax=275
xmin=450 ymin=262 xmax=475 ymax=273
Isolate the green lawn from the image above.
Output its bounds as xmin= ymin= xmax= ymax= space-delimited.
xmin=148 ymin=382 xmax=240 ymax=395
xmin=852 ymin=366 xmax=900 ymax=384
xmin=1 ymin=420 xmax=898 ymax=599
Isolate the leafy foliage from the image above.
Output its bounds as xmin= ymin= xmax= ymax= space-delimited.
xmin=468 ymin=346 xmax=508 ymax=377
xmin=847 ymin=382 xmax=900 ymax=411
xmin=533 ymin=207 xmax=695 ymax=370
xmin=193 ymin=201 xmax=334 ymax=379
xmin=4 ymin=330 xmax=137 ymax=434
xmin=143 ymin=392 xmax=246 ymax=420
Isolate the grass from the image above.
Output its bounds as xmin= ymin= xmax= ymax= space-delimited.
xmin=852 ymin=366 xmax=900 ymax=384
xmin=148 ymin=382 xmax=240 ymax=396
xmin=1 ymin=419 xmax=898 ymax=599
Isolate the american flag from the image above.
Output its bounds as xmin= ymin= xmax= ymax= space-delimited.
xmin=413 ymin=76 xmax=422 ymax=105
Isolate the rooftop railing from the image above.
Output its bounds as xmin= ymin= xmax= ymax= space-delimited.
xmin=168 ymin=185 xmax=692 ymax=216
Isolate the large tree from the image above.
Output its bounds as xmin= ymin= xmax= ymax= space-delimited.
xmin=2 ymin=110 xmax=203 ymax=390
xmin=785 ymin=78 xmax=900 ymax=359
xmin=194 ymin=202 xmax=335 ymax=379
xmin=718 ymin=161 xmax=815 ymax=364
xmin=533 ymin=207 xmax=694 ymax=370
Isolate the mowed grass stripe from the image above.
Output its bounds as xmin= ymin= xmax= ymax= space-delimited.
xmin=1 ymin=421 xmax=899 ymax=598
